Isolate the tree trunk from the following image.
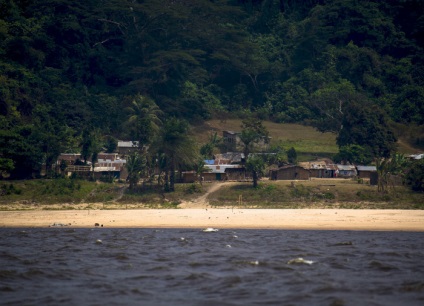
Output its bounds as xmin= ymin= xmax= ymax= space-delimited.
xmin=170 ymin=161 xmax=175 ymax=192
xmin=129 ymin=177 xmax=134 ymax=190
xmin=252 ymin=170 xmax=258 ymax=188
xmin=164 ymin=169 xmax=170 ymax=192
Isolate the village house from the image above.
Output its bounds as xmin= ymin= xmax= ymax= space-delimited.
xmin=205 ymin=163 xmax=246 ymax=181
xmin=336 ymin=164 xmax=357 ymax=178
xmin=356 ymin=165 xmax=377 ymax=179
xmin=94 ymin=153 xmax=127 ymax=179
xmin=298 ymin=159 xmax=337 ymax=178
xmin=407 ymin=153 xmax=423 ymax=160
xmin=56 ymin=153 xmax=90 ymax=175
xmin=117 ymin=141 xmax=139 ymax=156
xmin=57 ymin=153 xmax=82 ymax=165
xmin=213 ymin=152 xmax=245 ymax=164
xmin=270 ymin=165 xmax=310 ymax=180
xmin=56 ymin=152 xmax=127 ymax=179
xmin=182 ymin=160 xmax=246 ymax=183
xmin=181 ymin=171 xmax=198 ymax=183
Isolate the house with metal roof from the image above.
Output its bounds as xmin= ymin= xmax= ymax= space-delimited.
xmin=407 ymin=153 xmax=423 ymax=160
xmin=336 ymin=164 xmax=357 ymax=178
xmin=117 ymin=141 xmax=139 ymax=155
xmin=57 ymin=152 xmax=128 ymax=179
xmin=298 ymin=159 xmax=337 ymax=178
xmin=213 ymin=152 xmax=245 ymax=164
xmin=182 ymin=162 xmax=246 ymax=183
xmin=356 ymin=165 xmax=377 ymax=179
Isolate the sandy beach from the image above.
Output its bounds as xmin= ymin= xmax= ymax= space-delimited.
xmin=1 ymin=209 xmax=424 ymax=231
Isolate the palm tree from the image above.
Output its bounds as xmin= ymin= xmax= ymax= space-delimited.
xmin=154 ymin=118 xmax=199 ymax=192
xmin=193 ymin=158 xmax=211 ymax=185
xmin=125 ymin=94 xmax=163 ymax=146
xmin=200 ymin=132 xmax=221 ymax=159
xmin=90 ymin=130 xmax=103 ymax=179
xmin=376 ymin=154 xmax=408 ymax=193
xmin=126 ymin=152 xmax=146 ymax=190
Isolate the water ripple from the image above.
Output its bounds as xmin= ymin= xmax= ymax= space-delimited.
xmin=0 ymin=228 xmax=423 ymax=305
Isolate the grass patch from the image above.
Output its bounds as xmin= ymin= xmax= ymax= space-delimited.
xmin=0 ymin=179 xmax=122 ymax=207
xmin=0 ymin=183 xmax=22 ymax=196
xmin=208 ymin=183 xmax=288 ymax=208
xmin=193 ymin=119 xmax=422 ymax=159
xmin=208 ymin=179 xmax=424 ymax=209
xmin=117 ymin=183 xmax=208 ymax=208
xmin=184 ymin=183 xmax=203 ymax=194
xmin=192 ymin=120 xmax=338 ymax=157
xmin=1 ymin=178 xmax=422 ymax=210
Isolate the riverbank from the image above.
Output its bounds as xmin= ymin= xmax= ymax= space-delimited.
xmin=1 ymin=179 xmax=423 ymax=210
xmin=1 ymin=209 xmax=423 ymax=231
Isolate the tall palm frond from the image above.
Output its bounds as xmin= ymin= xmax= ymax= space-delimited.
xmin=125 ymin=94 xmax=163 ymax=145
xmin=152 ymin=117 xmax=199 ymax=191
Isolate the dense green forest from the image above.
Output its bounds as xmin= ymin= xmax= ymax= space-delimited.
xmin=0 ymin=0 xmax=423 ymax=179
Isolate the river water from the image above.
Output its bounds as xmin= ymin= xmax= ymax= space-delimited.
xmin=1 ymin=228 xmax=423 ymax=305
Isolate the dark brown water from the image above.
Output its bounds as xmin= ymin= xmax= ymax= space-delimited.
xmin=1 ymin=228 xmax=423 ymax=305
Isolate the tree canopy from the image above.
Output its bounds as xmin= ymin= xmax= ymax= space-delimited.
xmin=0 ymin=0 xmax=423 ymax=178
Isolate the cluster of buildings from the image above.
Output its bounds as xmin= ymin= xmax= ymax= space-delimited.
xmin=182 ymin=155 xmax=378 ymax=184
xmin=269 ymin=160 xmax=377 ymax=182
xmin=56 ymin=141 xmax=139 ymax=180
xmin=58 ymin=131 xmax=422 ymax=184
xmin=183 ymin=131 xmax=379 ymax=183
xmin=182 ymin=152 xmax=247 ymax=183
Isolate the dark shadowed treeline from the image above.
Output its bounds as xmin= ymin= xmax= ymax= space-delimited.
xmin=0 ymin=0 xmax=423 ymax=178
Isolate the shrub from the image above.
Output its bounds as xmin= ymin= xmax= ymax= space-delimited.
xmin=41 ymin=178 xmax=81 ymax=195
xmin=290 ymin=184 xmax=310 ymax=198
xmin=99 ymin=176 xmax=115 ymax=183
xmin=185 ymin=183 xmax=202 ymax=194
xmin=313 ymin=192 xmax=335 ymax=200
xmin=406 ymin=160 xmax=424 ymax=192
xmin=264 ymin=184 xmax=276 ymax=192
xmin=0 ymin=183 xmax=22 ymax=196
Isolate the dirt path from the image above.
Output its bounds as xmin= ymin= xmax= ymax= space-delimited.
xmin=397 ymin=138 xmax=421 ymax=154
xmin=113 ymin=185 xmax=128 ymax=202
xmin=178 ymin=182 xmax=236 ymax=209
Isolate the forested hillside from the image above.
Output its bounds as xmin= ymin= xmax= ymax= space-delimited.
xmin=0 ymin=0 xmax=423 ymax=178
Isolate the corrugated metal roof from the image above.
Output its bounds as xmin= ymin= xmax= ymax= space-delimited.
xmin=298 ymin=159 xmax=337 ymax=170
xmin=93 ymin=167 xmax=118 ymax=172
xmin=97 ymin=159 xmax=126 ymax=164
xmin=205 ymin=164 xmax=243 ymax=174
xmin=326 ymin=164 xmax=338 ymax=171
xmin=356 ymin=166 xmax=376 ymax=171
xmin=409 ymin=154 xmax=423 ymax=160
xmin=299 ymin=161 xmax=326 ymax=169
xmin=118 ymin=141 xmax=139 ymax=148
xmin=336 ymin=165 xmax=356 ymax=171
xmin=214 ymin=152 xmax=245 ymax=163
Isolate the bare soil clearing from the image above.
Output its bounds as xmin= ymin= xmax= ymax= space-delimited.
xmin=178 ymin=182 xmax=237 ymax=209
